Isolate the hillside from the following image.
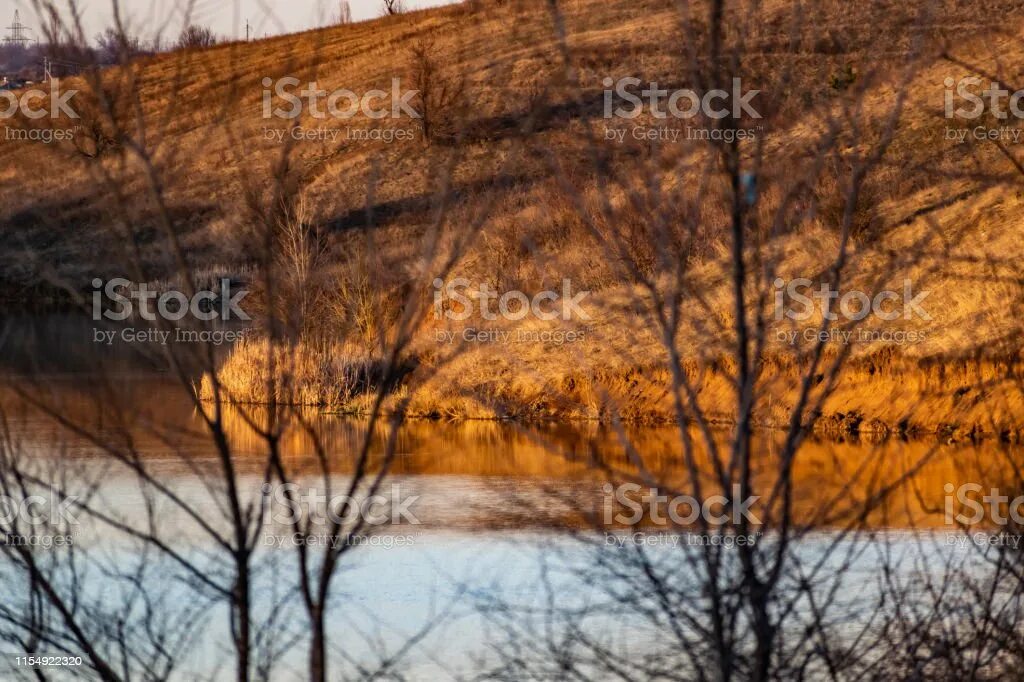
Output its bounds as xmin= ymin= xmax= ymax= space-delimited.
xmin=4 ymin=0 xmax=1024 ymax=437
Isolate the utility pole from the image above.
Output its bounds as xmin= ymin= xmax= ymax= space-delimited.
xmin=245 ymin=20 xmax=251 ymax=42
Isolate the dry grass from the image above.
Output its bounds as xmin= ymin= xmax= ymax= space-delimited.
xmin=199 ymin=338 xmax=384 ymax=411
xmin=6 ymin=0 xmax=1024 ymax=435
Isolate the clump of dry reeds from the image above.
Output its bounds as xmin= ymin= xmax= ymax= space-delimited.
xmin=200 ymin=337 xmax=383 ymax=410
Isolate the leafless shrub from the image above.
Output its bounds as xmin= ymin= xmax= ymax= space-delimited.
xmin=409 ymin=39 xmax=467 ymax=143
xmin=177 ymin=24 xmax=217 ymax=49
xmin=0 ymin=1 xmax=495 ymax=680
xmin=94 ymin=27 xmax=145 ymax=64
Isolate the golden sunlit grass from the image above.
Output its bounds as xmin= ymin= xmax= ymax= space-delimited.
xmin=5 ymin=0 xmax=1024 ymax=436
xmin=199 ymin=337 xmax=383 ymax=411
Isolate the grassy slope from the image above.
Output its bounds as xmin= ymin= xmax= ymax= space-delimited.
xmin=5 ymin=0 xmax=1024 ymax=437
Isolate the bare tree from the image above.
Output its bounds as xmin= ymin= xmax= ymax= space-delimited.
xmin=381 ymin=0 xmax=406 ymax=17
xmin=3 ymin=0 xmax=1024 ymax=680
xmin=94 ymin=27 xmax=144 ymax=64
xmin=408 ymin=39 xmax=466 ymax=143
xmin=466 ymin=0 xmax=1012 ymax=680
xmin=0 ymin=2 xmax=494 ymax=681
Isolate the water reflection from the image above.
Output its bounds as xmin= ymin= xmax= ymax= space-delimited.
xmin=2 ymin=363 xmax=1019 ymax=534
xmin=2 ymin=315 xmax=1023 ymax=679
xmin=1 ymin=313 xmax=1020 ymax=536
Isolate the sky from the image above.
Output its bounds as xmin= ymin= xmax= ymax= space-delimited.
xmin=3 ymin=0 xmax=455 ymax=44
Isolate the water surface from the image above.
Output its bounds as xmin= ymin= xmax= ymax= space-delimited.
xmin=0 ymin=313 xmax=1017 ymax=679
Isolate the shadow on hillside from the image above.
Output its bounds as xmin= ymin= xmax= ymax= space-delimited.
xmin=457 ymin=89 xmax=610 ymax=144
xmin=324 ymin=172 xmax=537 ymax=232
xmin=0 ymin=193 xmax=221 ymax=296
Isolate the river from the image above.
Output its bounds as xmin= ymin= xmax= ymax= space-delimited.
xmin=0 ymin=313 xmax=1018 ymax=679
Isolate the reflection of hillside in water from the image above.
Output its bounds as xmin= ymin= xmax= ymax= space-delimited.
xmin=3 ymin=315 xmax=1023 ymax=532
xmin=6 ymin=364 xmax=1024 ymax=531
xmin=0 ymin=313 xmax=236 ymax=377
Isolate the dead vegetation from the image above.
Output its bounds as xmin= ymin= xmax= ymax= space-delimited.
xmin=4 ymin=0 xmax=1024 ymax=434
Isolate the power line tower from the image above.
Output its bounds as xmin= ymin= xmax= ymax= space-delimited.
xmin=4 ymin=10 xmax=33 ymax=47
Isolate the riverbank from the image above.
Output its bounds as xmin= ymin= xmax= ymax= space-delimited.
xmin=201 ymin=337 xmax=1024 ymax=443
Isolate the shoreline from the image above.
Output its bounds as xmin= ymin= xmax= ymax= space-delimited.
xmin=202 ymin=342 xmax=1024 ymax=445
xmin=200 ymin=400 xmax=1024 ymax=445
